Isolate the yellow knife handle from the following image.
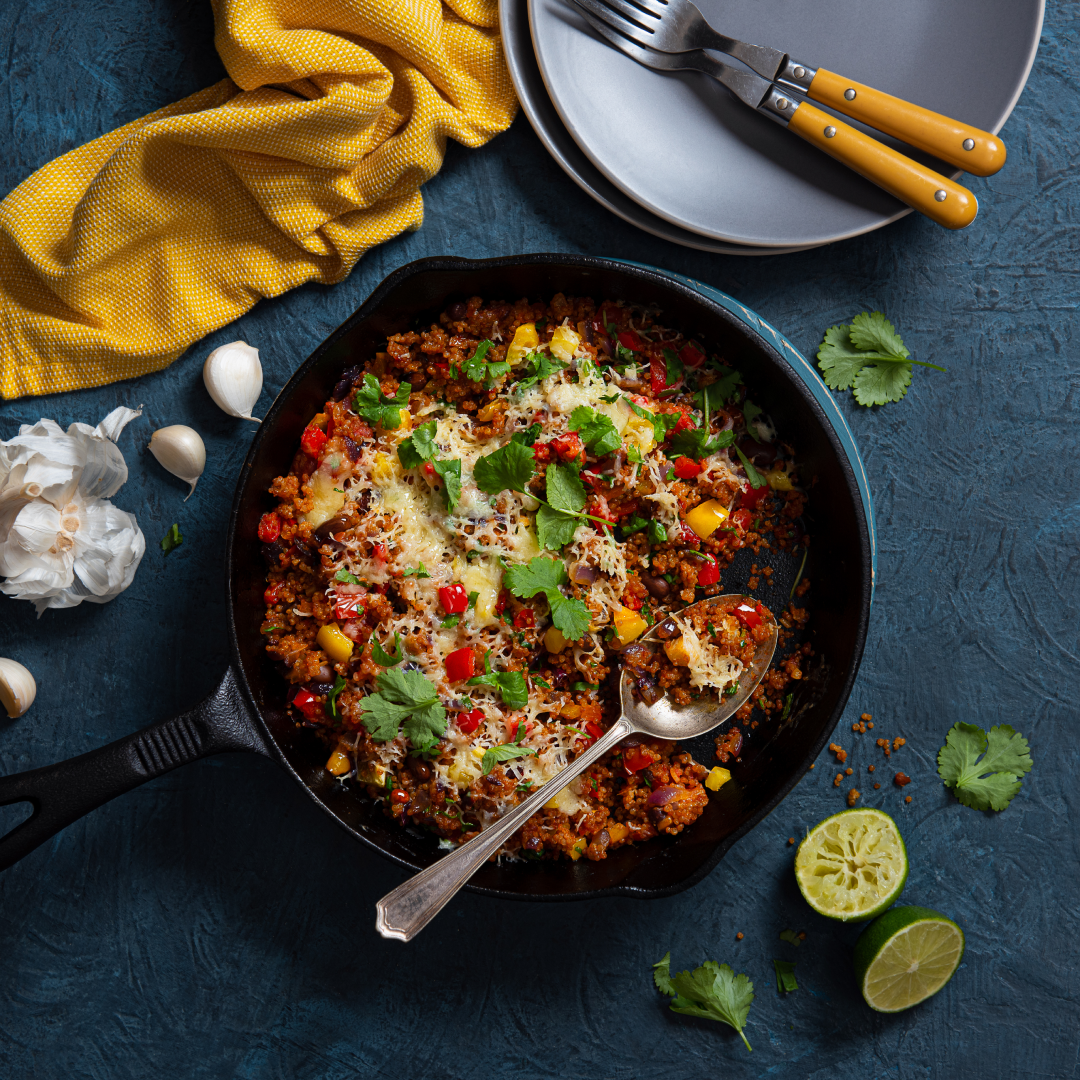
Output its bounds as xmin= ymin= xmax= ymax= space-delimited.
xmin=807 ymin=69 xmax=1006 ymax=177
xmin=786 ymin=102 xmax=977 ymax=230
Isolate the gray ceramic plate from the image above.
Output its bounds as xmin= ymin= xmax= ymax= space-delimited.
xmin=528 ymin=0 xmax=1043 ymax=247
xmin=499 ymin=0 xmax=814 ymax=254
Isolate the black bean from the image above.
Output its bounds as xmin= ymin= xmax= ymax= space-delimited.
xmin=448 ymin=300 xmax=467 ymax=320
xmin=407 ymin=757 xmax=432 ymax=781
xmin=315 ymin=513 xmax=350 ymax=541
xmin=639 ymin=571 xmax=670 ymax=600
xmin=332 ymin=365 xmax=362 ymax=401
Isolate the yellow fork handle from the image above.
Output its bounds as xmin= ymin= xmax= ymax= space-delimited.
xmin=787 ymin=102 xmax=977 ymax=230
xmin=807 ymin=69 xmax=1006 ymax=177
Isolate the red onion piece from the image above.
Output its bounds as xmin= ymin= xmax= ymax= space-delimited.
xmin=646 ymin=785 xmax=680 ymax=807
xmin=572 ymin=563 xmax=599 ymax=585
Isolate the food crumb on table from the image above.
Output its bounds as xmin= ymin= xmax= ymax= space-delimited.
xmin=845 ymin=767 xmax=853 ymax=775
xmin=736 ymin=931 xmax=744 ymax=940
xmin=829 ymin=742 xmax=848 ymax=764
xmin=847 ymin=788 xmax=861 ymax=806
xmin=905 ymin=795 xmax=912 ymax=803
xmin=787 ymin=837 xmax=795 ymax=845
xmin=868 ymin=764 xmax=875 ymax=772
xmin=894 ymin=772 xmax=911 ymax=788
xmin=834 ymin=772 xmax=843 ymax=787
xmin=893 ymin=737 xmax=906 ymax=751
xmin=874 ymin=782 xmax=881 ymax=789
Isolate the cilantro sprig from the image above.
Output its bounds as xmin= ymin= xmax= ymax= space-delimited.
xmin=480 ymin=722 xmax=537 ymax=776
xmin=504 ymin=556 xmax=591 ymax=641
xmin=468 ymin=651 xmax=529 ymax=709
xmin=397 ymin=420 xmax=463 ymax=511
xmin=354 ymin=373 xmax=412 ymax=428
xmin=359 ymin=668 xmax=447 ymax=752
xmin=937 ymin=722 xmax=1033 ymax=811
xmin=817 ymin=311 xmax=945 ymax=406
xmin=568 ymin=405 xmax=622 ymax=457
xmin=516 ymin=350 xmax=567 ymax=389
xmin=451 ymin=340 xmax=512 ymax=387
xmin=653 ymin=953 xmax=754 ymax=1052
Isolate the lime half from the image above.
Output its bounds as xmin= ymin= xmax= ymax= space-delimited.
xmin=794 ymin=808 xmax=908 ymax=921
xmin=854 ymin=906 xmax=965 ymax=1012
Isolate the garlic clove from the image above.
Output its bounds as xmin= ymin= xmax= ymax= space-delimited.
xmin=203 ymin=341 xmax=263 ymax=421
xmin=0 ymin=658 xmax=36 ymax=718
xmin=148 ymin=425 xmax=206 ymax=501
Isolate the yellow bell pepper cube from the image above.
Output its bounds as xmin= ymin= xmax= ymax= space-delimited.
xmin=544 ymin=626 xmax=567 ymax=654
xmin=326 ymin=750 xmax=352 ymax=776
xmin=663 ymin=635 xmax=692 ymax=667
xmin=766 ymin=468 xmax=793 ymax=491
xmin=548 ymin=325 xmax=581 ymax=362
xmin=606 ymin=822 xmax=629 ymax=844
xmin=705 ymin=766 xmax=732 ymax=791
xmin=507 ymin=322 xmax=539 ymax=364
xmin=684 ymin=499 xmax=730 ymax=539
xmin=568 ymin=837 xmax=588 ymax=861
xmin=614 ymin=605 xmax=649 ymax=645
xmin=316 ymin=622 xmax=354 ymax=663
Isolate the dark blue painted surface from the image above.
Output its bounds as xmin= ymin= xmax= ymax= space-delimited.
xmin=0 ymin=1 xmax=1077 ymax=1076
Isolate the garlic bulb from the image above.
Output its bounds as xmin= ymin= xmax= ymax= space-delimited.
xmin=203 ymin=340 xmax=263 ymax=421
xmin=0 ymin=659 xmax=36 ymax=718
xmin=148 ymin=426 xmax=206 ymax=500
xmin=0 ymin=408 xmax=146 ymax=615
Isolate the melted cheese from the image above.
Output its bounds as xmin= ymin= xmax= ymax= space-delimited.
xmin=672 ymin=614 xmax=744 ymax=691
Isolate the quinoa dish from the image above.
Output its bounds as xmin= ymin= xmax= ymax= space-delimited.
xmin=258 ymin=294 xmax=811 ymax=862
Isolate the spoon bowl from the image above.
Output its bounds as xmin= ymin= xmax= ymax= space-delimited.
xmin=375 ymin=595 xmax=779 ymax=941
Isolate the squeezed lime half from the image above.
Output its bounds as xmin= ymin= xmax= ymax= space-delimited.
xmin=854 ymin=906 xmax=965 ymax=1012
xmin=794 ymin=807 xmax=908 ymax=921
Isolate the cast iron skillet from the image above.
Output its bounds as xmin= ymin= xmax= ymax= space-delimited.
xmin=0 ymin=255 xmax=871 ymax=899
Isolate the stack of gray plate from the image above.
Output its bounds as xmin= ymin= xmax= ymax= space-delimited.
xmin=501 ymin=0 xmax=1043 ymax=253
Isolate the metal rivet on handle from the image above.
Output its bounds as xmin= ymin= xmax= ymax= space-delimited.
xmin=793 ymin=66 xmax=806 ymax=78
xmin=934 ymin=190 xmax=948 ymax=202
xmin=844 ymin=88 xmax=856 ymax=100
xmin=963 ymin=138 xmax=975 ymax=151
xmin=776 ymin=97 xmax=790 ymax=110
xmin=824 ymin=126 xmax=836 ymax=138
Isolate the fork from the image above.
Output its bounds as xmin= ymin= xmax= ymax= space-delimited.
xmin=574 ymin=0 xmax=1006 ymax=176
xmin=570 ymin=4 xmax=978 ymax=229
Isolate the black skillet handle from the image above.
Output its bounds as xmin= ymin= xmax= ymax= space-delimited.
xmin=0 ymin=667 xmax=270 ymax=871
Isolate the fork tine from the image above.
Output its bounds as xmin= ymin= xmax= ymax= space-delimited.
xmin=570 ymin=0 xmax=660 ymax=49
xmin=592 ymin=0 xmax=661 ymax=30
xmin=570 ymin=1 xmax=680 ymax=69
xmin=617 ymin=0 xmax=669 ymax=17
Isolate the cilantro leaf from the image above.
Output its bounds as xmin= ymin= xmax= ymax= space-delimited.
xmin=626 ymin=444 xmax=643 ymax=464
xmin=778 ymin=929 xmax=802 ymax=948
xmin=937 ymin=722 xmax=1033 ymax=811
xmin=360 ymin=667 xmax=447 ymax=749
xmin=654 ymin=954 xmax=754 ymax=1052
xmin=504 ymin=556 xmax=591 ymax=641
xmin=326 ymin=674 xmax=347 ymax=719
xmin=354 ymin=373 xmax=411 ymax=428
xmin=773 ymin=960 xmax=798 ymax=993
xmin=569 ymin=406 xmax=622 ymax=456
xmin=743 ymin=400 xmax=763 ymax=434
xmin=546 ymin=462 xmax=586 ymax=514
xmin=661 ymin=347 xmax=685 ymax=388
xmin=849 ymin=311 xmax=910 ymax=357
xmin=627 ymin=399 xmax=681 ymax=443
xmin=512 ymin=423 xmax=542 ymax=447
xmin=160 ymin=523 xmax=183 ymax=555
xmin=853 ymin=361 xmax=914 ymax=406
xmin=734 ymin=446 xmax=768 ymax=489
xmin=480 ymin=724 xmax=538 ymax=775
xmin=468 ymin=666 xmax=528 ymax=710
xmin=816 ymin=324 xmax=869 ymax=391
xmin=433 ymin=458 xmax=462 ymax=512
xmin=537 ymin=503 xmax=580 ymax=550
xmin=335 ymin=568 xmax=362 ymax=585
xmin=646 ymin=520 xmax=668 ymax=545
xmin=402 ymin=564 xmax=431 ymax=578
xmin=621 ymin=515 xmax=648 ymax=537
xmin=371 ymin=632 xmax=404 ymax=667
xmin=473 ymin=440 xmax=536 ymax=496
xmin=694 ymin=367 xmax=741 ymax=410
xmin=398 ymin=420 xmax=438 ymax=468
xmin=517 ymin=351 xmax=567 ymax=389
xmin=667 ymin=426 xmax=734 ymax=461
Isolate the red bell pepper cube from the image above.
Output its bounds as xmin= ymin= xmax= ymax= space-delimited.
xmin=438 ymin=584 xmax=469 ymax=615
xmin=532 ymin=442 xmax=552 ymax=464
xmin=730 ymin=509 xmax=754 ymax=532
xmin=513 ymin=608 xmax=535 ymax=629
xmin=650 ymin=355 xmax=667 ymax=395
xmin=739 ymin=481 xmax=770 ymax=509
xmin=673 ymin=457 xmax=703 ymax=479
xmin=372 ymin=542 xmax=388 ymax=563
xmin=621 ymin=591 xmax=643 ymax=611
xmin=300 ymin=424 xmax=328 ymax=458
xmin=671 ymin=408 xmax=695 ymax=434
xmin=494 ymin=589 xmax=510 ymax=615
xmin=696 ymin=555 xmax=720 ymax=586
xmin=333 ymin=594 xmax=365 ymax=620
xmin=291 ymin=688 xmax=323 ymax=721
xmin=623 ymin=745 xmax=657 ymax=772
xmin=679 ymin=343 xmax=706 ymax=368
xmin=551 ymin=432 xmax=584 ymax=461
xmin=445 ymin=648 xmax=476 ymax=682
xmin=734 ymin=601 xmax=763 ymax=630
xmin=457 ymin=708 xmax=484 ymax=734
xmin=584 ymin=721 xmax=604 ymax=742
xmin=258 ymin=512 xmax=281 ymax=543
xmin=618 ymin=329 xmax=644 ymax=351
xmin=263 ymin=582 xmax=282 ymax=606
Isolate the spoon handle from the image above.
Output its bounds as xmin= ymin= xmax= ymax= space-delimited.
xmin=375 ymin=716 xmax=633 ymax=941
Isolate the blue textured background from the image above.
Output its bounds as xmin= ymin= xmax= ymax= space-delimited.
xmin=0 ymin=1 xmax=1077 ymax=1076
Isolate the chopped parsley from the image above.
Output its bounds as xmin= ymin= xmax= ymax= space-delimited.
xmin=160 ymin=523 xmax=183 ymax=555
xmin=937 ymin=722 xmax=1032 ymax=811
xmin=402 ymin=563 xmax=431 ymax=578
xmin=326 ymin=674 xmax=348 ymax=719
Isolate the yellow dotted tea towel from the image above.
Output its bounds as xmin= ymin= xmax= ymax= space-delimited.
xmin=0 ymin=0 xmax=518 ymax=399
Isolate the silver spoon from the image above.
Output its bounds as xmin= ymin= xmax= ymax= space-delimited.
xmin=375 ymin=594 xmax=778 ymax=941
